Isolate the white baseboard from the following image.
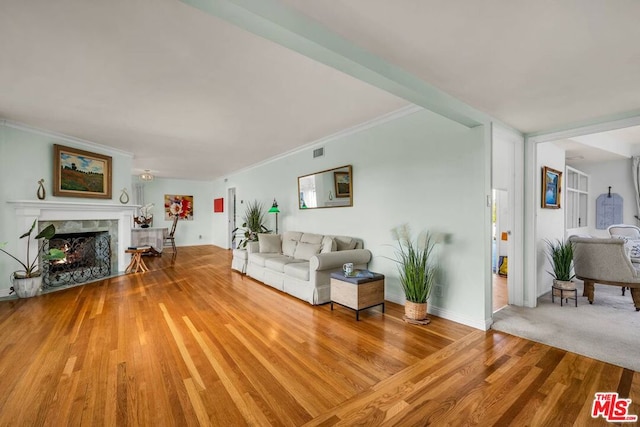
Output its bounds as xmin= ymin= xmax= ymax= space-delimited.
xmin=385 ymin=289 xmax=489 ymax=331
xmin=0 ymin=288 xmax=14 ymax=298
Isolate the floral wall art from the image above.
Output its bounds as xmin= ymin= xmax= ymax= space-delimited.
xmin=164 ymin=194 xmax=194 ymax=220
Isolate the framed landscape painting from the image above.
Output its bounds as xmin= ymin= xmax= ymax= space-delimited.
xmin=334 ymin=171 xmax=351 ymax=198
xmin=542 ymin=166 xmax=562 ymax=209
xmin=53 ymin=144 xmax=112 ymax=199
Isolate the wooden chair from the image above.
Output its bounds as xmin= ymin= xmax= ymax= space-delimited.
xmin=164 ymin=215 xmax=179 ymax=253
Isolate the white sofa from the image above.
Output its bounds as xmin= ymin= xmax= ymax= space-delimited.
xmin=245 ymin=231 xmax=372 ymax=305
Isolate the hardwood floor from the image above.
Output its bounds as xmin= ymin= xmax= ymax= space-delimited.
xmin=0 ymin=246 xmax=638 ymax=426
xmin=493 ymin=274 xmax=508 ymax=312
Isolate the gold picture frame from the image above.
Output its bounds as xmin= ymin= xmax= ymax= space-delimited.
xmin=334 ymin=171 xmax=351 ymax=198
xmin=542 ymin=166 xmax=562 ymax=209
xmin=53 ymin=144 xmax=112 ymax=199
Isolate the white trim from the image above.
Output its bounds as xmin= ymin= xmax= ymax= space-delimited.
xmin=527 ymin=114 xmax=640 ymax=144
xmin=224 ymin=104 xmax=424 ymax=178
xmin=385 ymin=289 xmax=487 ymax=331
xmin=7 ymin=200 xmax=140 ymax=211
xmin=428 ymin=305 xmax=490 ymax=331
xmin=0 ymin=119 xmax=134 ymax=158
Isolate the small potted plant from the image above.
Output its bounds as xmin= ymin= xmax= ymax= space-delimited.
xmin=545 ymin=239 xmax=575 ymax=293
xmin=390 ymin=224 xmax=437 ymax=322
xmin=0 ymin=220 xmax=66 ymax=298
xmin=232 ymin=200 xmax=271 ymax=249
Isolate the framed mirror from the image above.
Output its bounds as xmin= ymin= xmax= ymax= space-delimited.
xmin=298 ymin=165 xmax=352 ymax=209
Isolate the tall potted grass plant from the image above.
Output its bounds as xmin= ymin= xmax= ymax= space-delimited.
xmin=545 ymin=239 xmax=575 ymax=294
xmin=390 ymin=224 xmax=437 ymax=321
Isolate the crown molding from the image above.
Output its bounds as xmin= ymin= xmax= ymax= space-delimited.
xmin=225 ymin=104 xmax=423 ymax=178
xmin=0 ymin=119 xmax=134 ymax=158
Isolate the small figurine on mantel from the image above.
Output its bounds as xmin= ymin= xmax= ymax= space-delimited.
xmin=37 ymin=179 xmax=46 ymax=200
xmin=134 ymin=203 xmax=154 ymax=228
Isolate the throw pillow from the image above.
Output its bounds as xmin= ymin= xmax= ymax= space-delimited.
xmin=294 ymin=242 xmax=322 ymax=260
xmin=282 ymin=239 xmax=298 ymax=257
xmin=321 ymin=236 xmax=336 ymax=253
xmin=335 ymin=237 xmax=357 ymax=251
xmin=258 ymin=233 xmax=281 ymax=253
xmin=300 ymin=233 xmax=323 ymax=244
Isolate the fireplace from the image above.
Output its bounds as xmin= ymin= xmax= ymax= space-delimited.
xmin=7 ymin=200 xmax=138 ymax=297
xmin=42 ymin=231 xmax=112 ymax=288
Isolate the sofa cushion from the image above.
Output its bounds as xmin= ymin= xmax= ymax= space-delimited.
xmin=282 ymin=231 xmax=302 ymax=256
xmin=284 ymin=261 xmax=310 ymax=281
xmin=335 ymin=236 xmax=357 ymax=251
xmin=264 ymin=256 xmax=305 ymax=273
xmin=294 ymin=242 xmax=322 ymax=260
xmin=321 ymin=236 xmax=336 ymax=253
xmin=249 ymin=252 xmax=284 ymax=267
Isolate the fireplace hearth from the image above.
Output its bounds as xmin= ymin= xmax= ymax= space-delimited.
xmin=41 ymin=231 xmax=111 ymax=288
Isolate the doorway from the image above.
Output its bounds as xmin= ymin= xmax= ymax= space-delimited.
xmin=227 ymin=187 xmax=237 ymax=249
xmin=491 ymin=124 xmax=524 ymax=313
xmin=492 ymin=189 xmax=509 ymax=311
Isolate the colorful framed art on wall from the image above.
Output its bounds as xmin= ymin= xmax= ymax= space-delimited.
xmin=164 ymin=194 xmax=194 ymax=220
xmin=542 ymin=166 xmax=562 ymax=209
xmin=53 ymin=144 xmax=112 ymax=199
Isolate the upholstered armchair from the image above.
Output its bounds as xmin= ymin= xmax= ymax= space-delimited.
xmin=569 ymin=236 xmax=640 ymax=311
xmin=607 ymin=224 xmax=640 ymax=240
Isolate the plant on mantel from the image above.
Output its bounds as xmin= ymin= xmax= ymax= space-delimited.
xmin=233 ymin=200 xmax=271 ymax=249
xmin=0 ymin=219 xmax=66 ymax=297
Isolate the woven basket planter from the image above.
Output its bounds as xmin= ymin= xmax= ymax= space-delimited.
xmin=405 ymin=301 xmax=428 ymax=321
xmin=552 ymin=279 xmax=575 ymax=297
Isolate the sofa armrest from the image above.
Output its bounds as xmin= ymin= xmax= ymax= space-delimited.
xmin=246 ymin=241 xmax=260 ymax=254
xmin=310 ymin=249 xmax=372 ymax=271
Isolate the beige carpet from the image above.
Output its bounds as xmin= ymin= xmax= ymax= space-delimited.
xmin=491 ymin=279 xmax=640 ymax=372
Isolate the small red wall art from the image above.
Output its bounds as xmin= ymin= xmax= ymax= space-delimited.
xmin=214 ymin=197 xmax=224 ymax=213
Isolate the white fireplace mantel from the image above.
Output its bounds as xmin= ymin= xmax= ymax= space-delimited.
xmin=8 ymin=200 xmax=140 ymax=273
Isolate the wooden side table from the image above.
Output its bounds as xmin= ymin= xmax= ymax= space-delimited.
xmin=330 ymin=271 xmax=385 ymax=320
xmin=125 ymin=248 xmax=150 ymax=273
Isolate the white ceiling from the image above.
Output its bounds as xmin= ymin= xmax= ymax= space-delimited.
xmin=1 ymin=0 xmax=640 ymax=179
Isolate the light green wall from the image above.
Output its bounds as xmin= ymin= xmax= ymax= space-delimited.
xmin=135 ymin=177 xmax=215 ymax=247
xmin=213 ymin=108 xmax=492 ymax=329
xmin=535 ymin=142 xmax=566 ymax=297
xmin=0 ymin=123 xmax=133 ymax=294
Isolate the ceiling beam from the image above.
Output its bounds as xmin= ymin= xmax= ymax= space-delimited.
xmin=180 ymin=0 xmax=487 ymax=128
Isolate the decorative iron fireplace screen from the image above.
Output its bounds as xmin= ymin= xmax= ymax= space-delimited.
xmin=41 ymin=231 xmax=111 ymax=288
